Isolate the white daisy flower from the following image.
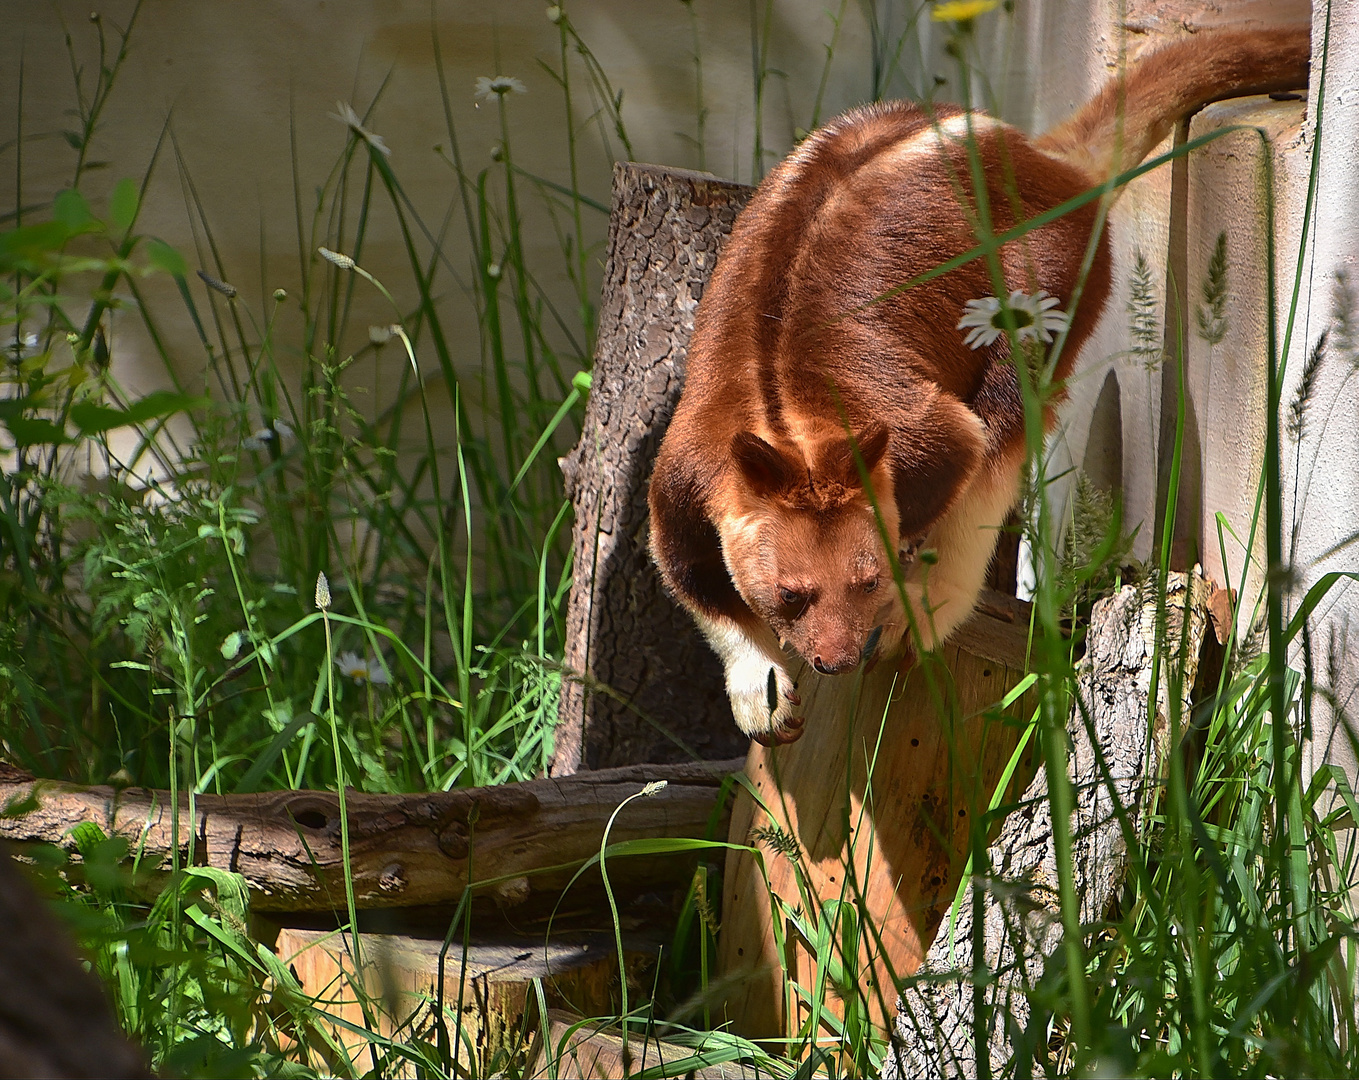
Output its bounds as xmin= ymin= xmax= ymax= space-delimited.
xmin=6 ymin=331 xmax=40 ymax=361
xmin=331 ymin=101 xmax=392 ymax=158
xmin=957 ymin=289 xmax=1070 ymax=350
xmin=334 ymin=650 xmax=390 ymax=686
xmin=475 ymin=75 xmax=527 ymax=102
xmin=242 ymin=419 xmax=295 ymax=451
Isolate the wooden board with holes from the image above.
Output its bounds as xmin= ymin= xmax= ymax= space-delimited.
xmin=716 ymin=590 xmax=1035 ymax=1037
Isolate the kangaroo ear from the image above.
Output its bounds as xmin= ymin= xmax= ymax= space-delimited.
xmin=732 ymin=432 xmax=799 ymax=496
xmin=889 ymin=395 xmax=987 ymax=540
xmin=815 ymin=421 xmax=891 ymax=488
xmin=853 ymin=421 xmax=890 ymax=475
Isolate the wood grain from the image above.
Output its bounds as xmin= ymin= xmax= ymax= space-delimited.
xmin=0 ymin=759 xmax=741 ymax=912
xmin=553 ymin=162 xmax=756 ymax=773
xmin=886 ymin=574 xmax=1211 ymax=1077
xmin=716 ymin=594 xmax=1036 ymax=1037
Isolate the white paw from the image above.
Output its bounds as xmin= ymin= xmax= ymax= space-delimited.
xmin=726 ymin=652 xmax=804 ymax=744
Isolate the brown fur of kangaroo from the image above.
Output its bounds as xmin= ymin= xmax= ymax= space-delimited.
xmin=648 ymin=27 xmax=1311 ymax=743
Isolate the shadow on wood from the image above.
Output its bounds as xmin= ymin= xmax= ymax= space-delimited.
xmin=717 ymin=592 xmax=1036 ymax=1037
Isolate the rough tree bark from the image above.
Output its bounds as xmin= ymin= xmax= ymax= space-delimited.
xmin=0 ymin=758 xmax=739 ymax=913
xmin=552 ymin=162 xmax=755 ymax=774
xmin=885 ymin=573 xmax=1214 ymax=1079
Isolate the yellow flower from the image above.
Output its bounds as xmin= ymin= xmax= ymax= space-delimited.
xmin=931 ymin=0 xmax=999 ymax=22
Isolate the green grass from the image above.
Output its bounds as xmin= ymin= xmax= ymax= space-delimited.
xmin=2 ymin=1 xmax=1358 ymax=1077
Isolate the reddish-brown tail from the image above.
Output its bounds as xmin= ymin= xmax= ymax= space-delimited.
xmin=1034 ymin=26 xmax=1311 ymax=183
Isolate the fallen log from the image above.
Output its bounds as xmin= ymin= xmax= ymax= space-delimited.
xmin=0 ymin=758 xmax=742 ymax=913
xmin=885 ymin=573 xmax=1214 ymax=1078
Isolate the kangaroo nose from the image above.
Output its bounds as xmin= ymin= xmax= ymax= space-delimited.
xmin=812 ymin=654 xmax=857 ymax=676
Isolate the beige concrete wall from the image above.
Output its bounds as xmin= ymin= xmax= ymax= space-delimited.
xmin=6 ymin=2 xmax=1354 ymax=766
xmin=0 ymin=0 xmax=1130 ymax=408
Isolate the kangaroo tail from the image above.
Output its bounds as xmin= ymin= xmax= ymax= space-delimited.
xmin=1033 ymin=26 xmax=1311 ymax=183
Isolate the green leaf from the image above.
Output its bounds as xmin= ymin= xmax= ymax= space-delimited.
xmin=69 ymin=820 xmax=108 ymax=858
xmin=52 ymin=189 xmax=93 ymax=232
xmin=69 ymin=390 xmax=206 ymax=435
xmin=145 ymin=237 xmax=187 ymax=276
xmin=0 ymin=400 xmax=68 ymax=445
xmin=0 ymin=221 xmax=73 ymax=270
xmin=109 ymin=177 xmax=139 ymax=233
xmin=220 ymin=631 xmax=244 ymax=660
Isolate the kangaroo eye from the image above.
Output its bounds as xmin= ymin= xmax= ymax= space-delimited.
xmin=863 ymin=577 xmax=879 ymax=593
xmin=778 ymin=586 xmax=803 ymax=608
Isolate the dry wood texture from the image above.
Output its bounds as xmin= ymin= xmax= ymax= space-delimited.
xmin=0 ymin=759 xmax=740 ymax=912
xmin=717 ymin=591 xmax=1037 ymax=1037
xmin=276 ymin=929 xmax=661 ymax=1074
xmin=886 ymin=573 xmax=1212 ymax=1078
xmin=553 ymin=162 xmax=755 ymax=774
xmin=528 ymin=1010 xmax=764 ymax=1079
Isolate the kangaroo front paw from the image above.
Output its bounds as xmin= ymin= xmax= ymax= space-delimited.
xmin=752 ymin=715 xmax=805 ymax=746
xmin=727 ymin=657 xmax=803 ymax=742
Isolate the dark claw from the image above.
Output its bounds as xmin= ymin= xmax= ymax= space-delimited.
xmin=753 ymin=716 xmax=804 ymax=746
xmin=784 ymin=688 xmax=801 ymax=706
xmin=861 ymin=625 xmax=884 ymax=672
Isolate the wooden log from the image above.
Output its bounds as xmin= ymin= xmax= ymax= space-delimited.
xmin=0 ymin=759 xmax=741 ymax=912
xmin=716 ymin=591 xmax=1037 ymax=1037
xmin=553 ymin=162 xmax=755 ymax=774
xmin=885 ymin=573 xmax=1213 ymax=1078
xmin=275 ymin=929 xmax=662 ymax=1075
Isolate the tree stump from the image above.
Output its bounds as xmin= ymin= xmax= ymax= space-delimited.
xmin=553 ymin=163 xmax=755 ymax=774
xmin=715 ymin=591 xmax=1037 ymax=1038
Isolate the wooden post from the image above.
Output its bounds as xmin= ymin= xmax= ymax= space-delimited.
xmin=886 ymin=574 xmax=1214 ymax=1078
xmin=716 ymin=591 xmax=1036 ymax=1037
xmin=553 ymin=163 xmax=755 ymax=774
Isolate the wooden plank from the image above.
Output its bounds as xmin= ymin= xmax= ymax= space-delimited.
xmin=716 ymin=595 xmax=1035 ymax=1037
xmin=887 ymin=573 xmax=1212 ymax=1077
xmin=0 ymin=759 xmax=741 ymax=912
xmin=276 ymin=928 xmax=660 ymax=1074
xmin=530 ymin=1010 xmax=766 ymax=1079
